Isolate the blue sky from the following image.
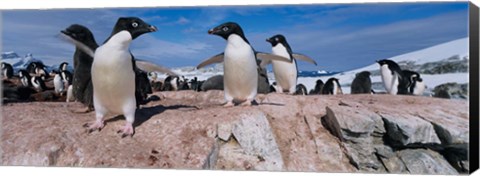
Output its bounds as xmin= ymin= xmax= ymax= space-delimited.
xmin=1 ymin=2 xmax=469 ymax=72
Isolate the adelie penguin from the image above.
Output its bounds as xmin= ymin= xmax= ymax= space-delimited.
xmin=309 ymin=79 xmax=324 ymax=95
xmin=61 ymin=24 xmax=97 ymax=112
xmin=376 ymin=59 xmax=409 ymax=95
xmin=59 ymin=62 xmax=70 ymax=72
xmin=18 ymin=70 xmax=32 ymax=87
xmin=322 ymin=78 xmax=343 ymax=95
xmin=64 ymin=17 xmax=158 ymax=137
xmin=51 ymin=70 xmax=65 ymax=94
xmin=61 ymin=24 xmax=174 ymax=113
xmin=265 ymin=34 xmax=317 ymax=94
xmin=351 ymin=71 xmax=372 ymax=94
xmin=402 ymin=70 xmax=426 ymax=96
xmin=1 ymin=62 xmax=14 ymax=80
xmin=31 ymin=76 xmax=48 ymax=92
xmin=294 ymin=84 xmax=308 ymax=95
xmin=196 ymin=22 xmax=291 ymax=107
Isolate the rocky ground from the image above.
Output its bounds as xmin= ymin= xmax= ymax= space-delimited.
xmin=0 ymin=90 xmax=470 ymax=174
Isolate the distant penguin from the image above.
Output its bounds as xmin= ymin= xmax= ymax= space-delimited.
xmin=322 ymin=78 xmax=343 ymax=95
xmin=257 ymin=62 xmax=271 ymax=94
xmin=309 ymin=79 xmax=324 ymax=95
xmin=269 ymin=82 xmax=278 ymax=93
xmin=377 ymin=59 xmax=409 ymax=95
xmin=266 ymin=34 xmax=317 ymax=94
xmin=148 ymin=71 xmax=158 ymax=82
xmin=135 ymin=69 xmax=152 ymax=106
xmin=18 ymin=70 xmax=32 ymax=87
xmin=402 ymin=70 xmax=426 ymax=96
xmin=60 ymin=70 xmax=73 ymax=86
xmin=35 ymin=66 xmax=49 ymax=80
xmin=351 ymin=71 xmax=372 ymax=94
xmin=201 ymin=75 xmax=224 ymax=91
xmin=196 ymin=22 xmax=290 ymax=106
xmin=78 ymin=17 xmax=157 ymax=136
xmin=26 ymin=61 xmax=45 ymax=74
xmin=31 ymin=76 xmax=48 ymax=91
xmin=2 ymin=62 xmax=14 ymax=79
xmin=189 ymin=77 xmax=203 ymax=91
xmin=52 ymin=70 xmax=65 ymax=94
xmin=162 ymin=75 xmax=180 ymax=91
xmin=59 ymin=62 xmax=69 ymax=71
xmin=66 ymin=85 xmax=74 ymax=102
xmin=294 ymin=84 xmax=308 ymax=95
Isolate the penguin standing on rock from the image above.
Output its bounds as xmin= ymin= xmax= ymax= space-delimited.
xmin=377 ymin=59 xmax=409 ymax=95
xmin=66 ymin=17 xmax=158 ymax=137
xmin=294 ymin=84 xmax=308 ymax=95
xmin=90 ymin=17 xmax=157 ymax=136
xmin=61 ymin=24 xmax=173 ymax=112
xmin=309 ymin=79 xmax=324 ymax=95
xmin=196 ymin=22 xmax=291 ymax=107
xmin=265 ymin=34 xmax=317 ymax=94
xmin=322 ymin=78 xmax=343 ymax=95
xmin=351 ymin=71 xmax=372 ymax=94
xmin=402 ymin=70 xmax=426 ymax=96
xmin=51 ymin=70 xmax=65 ymax=94
xmin=61 ymin=24 xmax=98 ymax=112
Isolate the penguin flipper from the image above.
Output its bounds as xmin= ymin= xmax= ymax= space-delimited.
xmin=256 ymin=52 xmax=291 ymax=68
xmin=196 ymin=53 xmax=224 ymax=69
xmin=292 ymin=53 xmax=317 ymax=65
xmin=59 ymin=32 xmax=95 ymax=58
xmin=135 ymin=60 xmax=178 ymax=76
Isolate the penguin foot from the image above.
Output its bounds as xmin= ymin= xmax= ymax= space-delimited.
xmin=84 ymin=120 xmax=104 ymax=133
xmin=117 ymin=123 xmax=134 ymax=138
xmin=223 ymin=101 xmax=235 ymax=107
xmin=72 ymin=106 xmax=93 ymax=114
xmin=239 ymin=100 xmax=252 ymax=106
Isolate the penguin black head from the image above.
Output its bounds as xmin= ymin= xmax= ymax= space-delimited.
xmin=59 ymin=62 xmax=68 ymax=71
xmin=111 ymin=17 xmax=157 ymax=40
xmin=376 ymin=59 xmax=399 ymax=66
xmin=61 ymin=24 xmax=98 ymax=47
xmin=208 ymin=22 xmax=248 ymax=43
xmin=18 ymin=70 xmax=29 ymax=78
xmin=266 ymin=34 xmax=288 ymax=47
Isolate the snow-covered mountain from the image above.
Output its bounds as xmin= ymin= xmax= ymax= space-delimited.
xmin=1 ymin=52 xmax=73 ymax=73
xmin=297 ymin=37 xmax=469 ymax=94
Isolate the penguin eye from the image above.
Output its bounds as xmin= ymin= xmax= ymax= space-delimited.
xmin=222 ymin=26 xmax=229 ymax=31
xmin=275 ymin=37 xmax=279 ymax=42
xmin=132 ymin=22 xmax=139 ymax=28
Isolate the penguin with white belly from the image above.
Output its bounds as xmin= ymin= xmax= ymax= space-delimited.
xmin=2 ymin=62 xmax=14 ymax=80
xmin=18 ymin=70 xmax=32 ymax=87
xmin=196 ymin=22 xmax=291 ymax=107
xmin=265 ymin=34 xmax=317 ymax=94
xmin=376 ymin=59 xmax=409 ymax=95
xmin=402 ymin=70 xmax=426 ymax=96
xmin=81 ymin=17 xmax=157 ymax=137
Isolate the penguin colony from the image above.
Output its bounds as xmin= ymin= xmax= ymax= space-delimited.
xmin=2 ymin=18 xmax=428 ymax=138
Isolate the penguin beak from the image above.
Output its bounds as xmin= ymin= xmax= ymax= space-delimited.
xmin=60 ymin=30 xmax=75 ymax=38
xmin=266 ymin=38 xmax=272 ymax=43
xmin=208 ymin=28 xmax=217 ymax=35
xmin=148 ymin=25 xmax=158 ymax=32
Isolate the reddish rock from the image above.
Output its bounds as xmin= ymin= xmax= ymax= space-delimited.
xmin=0 ymin=91 xmax=469 ymax=174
